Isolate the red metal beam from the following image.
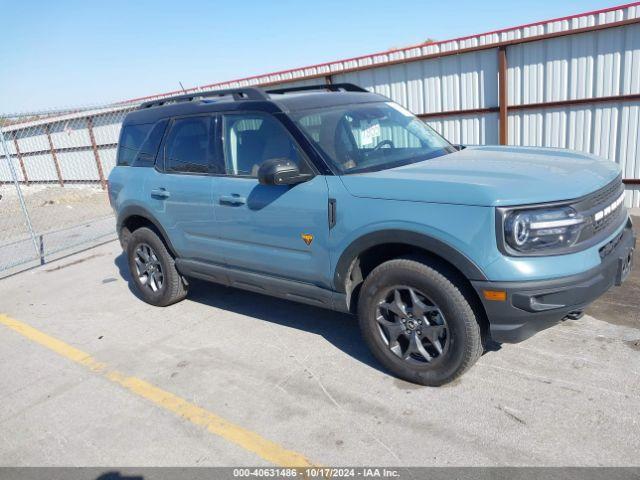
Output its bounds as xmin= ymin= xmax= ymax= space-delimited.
xmin=86 ymin=117 xmax=106 ymax=189
xmin=418 ymin=107 xmax=500 ymax=119
xmin=498 ymin=46 xmax=508 ymax=145
xmin=417 ymin=93 xmax=640 ymax=120
xmin=11 ymin=133 xmax=29 ymax=186
xmin=2 ymin=143 xmax=117 ymax=158
xmin=509 ymin=93 xmax=640 ymax=111
xmin=308 ymin=17 xmax=640 ymax=88
xmin=44 ymin=125 xmax=64 ymax=187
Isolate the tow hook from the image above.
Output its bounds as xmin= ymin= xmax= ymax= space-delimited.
xmin=563 ymin=310 xmax=584 ymax=321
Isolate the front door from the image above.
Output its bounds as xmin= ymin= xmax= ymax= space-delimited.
xmin=147 ymin=114 xmax=220 ymax=261
xmin=210 ymin=112 xmax=330 ymax=287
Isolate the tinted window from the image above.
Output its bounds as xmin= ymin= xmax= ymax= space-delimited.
xmin=164 ymin=117 xmax=211 ymax=174
xmin=132 ymin=120 xmax=168 ymax=167
xmin=117 ymin=123 xmax=153 ymax=166
xmin=223 ymin=113 xmax=307 ymax=177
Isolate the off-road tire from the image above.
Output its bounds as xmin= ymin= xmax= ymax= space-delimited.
xmin=358 ymin=258 xmax=483 ymax=386
xmin=126 ymin=227 xmax=188 ymax=307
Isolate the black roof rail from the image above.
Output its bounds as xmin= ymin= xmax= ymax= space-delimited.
xmin=139 ymin=87 xmax=269 ymax=109
xmin=266 ymin=83 xmax=369 ymax=95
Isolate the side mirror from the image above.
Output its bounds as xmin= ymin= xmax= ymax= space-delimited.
xmin=258 ymin=158 xmax=313 ymax=186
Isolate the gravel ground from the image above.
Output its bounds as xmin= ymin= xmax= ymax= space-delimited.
xmin=0 ymin=185 xmax=111 ymax=242
xmin=0 ymin=185 xmax=114 ymax=272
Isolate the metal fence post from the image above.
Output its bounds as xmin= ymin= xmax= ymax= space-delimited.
xmin=87 ymin=116 xmax=107 ymax=189
xmin=44 ymin=124 xmax=64 ymax=187
xmin=498 ymin=46 xmax=508 ymax=146
xmin=12 ymin=132 xmax=29 ymax=185
xmin=0 ymin=125 xmax=40 ymax=259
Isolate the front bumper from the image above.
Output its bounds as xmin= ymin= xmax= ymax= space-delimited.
xmin=472 ymin=218 xmax=635 ymax=343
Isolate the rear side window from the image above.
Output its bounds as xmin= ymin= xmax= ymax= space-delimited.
xmin=117 ymin=121 xmax=166 ymax=167
xmin=164 ymin=117 xmax=212 ymax=174
xmin=133 ymin=120 xmax=168 ymax=167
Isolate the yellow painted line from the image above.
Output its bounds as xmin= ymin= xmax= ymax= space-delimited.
xmin=0 ymin=313 xmax=315 ymax=467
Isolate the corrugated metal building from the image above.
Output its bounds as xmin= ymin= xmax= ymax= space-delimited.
xmin=2 ymin=1 xmax=640 ymax=205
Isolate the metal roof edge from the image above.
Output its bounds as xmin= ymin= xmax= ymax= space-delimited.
xmin=122 ymin=1 xmax=640 ymax=104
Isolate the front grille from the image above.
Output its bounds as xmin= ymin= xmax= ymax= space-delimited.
xmin=582 ymin=174 xmax=622 ymax=210
xmin=574 ymin=175 xmax=625 ymax=244
xmin=594 ymin=203 xmax=623 ymax=233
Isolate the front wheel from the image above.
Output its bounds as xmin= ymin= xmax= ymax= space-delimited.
xmin=126 ymin=227 xmax=188 ymax=307
xmin=358 ymin=259 xmax=483 ymax=386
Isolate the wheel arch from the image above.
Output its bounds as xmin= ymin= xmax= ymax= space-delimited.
xmin=335 ymin=230 xmax=487 ymax=290
xmin=334 ymin=230 xmax=488 ymax=317
xmin=117 ymin=205 xmax=178 ymax=257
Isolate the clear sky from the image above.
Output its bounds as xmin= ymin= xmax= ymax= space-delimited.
xmin=0 ymin=0 xmax=625 ymax=112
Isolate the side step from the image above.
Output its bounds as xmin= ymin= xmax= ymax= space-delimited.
xmin=175 ymin=258 xmax=349 ymax=313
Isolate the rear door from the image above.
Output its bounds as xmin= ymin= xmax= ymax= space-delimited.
xmin=147 ymin=114 xmax=222 ymax=261
xmin=209 ymin=112 xmax=331 ymax=286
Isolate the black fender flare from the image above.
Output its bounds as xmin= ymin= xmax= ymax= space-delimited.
xmin=333 ymin=229 xmax=488 ymax=292
xmin=117 ymin=205 xmax=178 ymax=256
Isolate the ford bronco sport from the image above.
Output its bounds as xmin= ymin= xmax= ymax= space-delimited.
xmin=109 ymin=83 xmax=635 ymax=386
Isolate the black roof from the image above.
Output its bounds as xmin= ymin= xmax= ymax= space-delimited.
xmin=123 ymin=84 xmax=385 ymax=126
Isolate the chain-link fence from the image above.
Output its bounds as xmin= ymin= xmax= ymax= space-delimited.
xmin=0 ymin=103 xmax=139 ymax=277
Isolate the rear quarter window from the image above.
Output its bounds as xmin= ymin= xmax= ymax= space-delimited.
xmin=117 ymin=121 xmax=167 ymax=167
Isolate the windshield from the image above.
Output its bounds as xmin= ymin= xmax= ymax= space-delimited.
xmin=292 ymin=101 xmax=456 ymax=174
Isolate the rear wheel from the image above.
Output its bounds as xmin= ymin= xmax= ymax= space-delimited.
xmin=126 ymin=227 xmax=188 ymax=306
xmin=358 ymin=258 xmax=483 ymax=386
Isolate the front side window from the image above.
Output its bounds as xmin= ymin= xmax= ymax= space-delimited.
xmin=223 ymin=113 xmax=307 ymax=177
xmin=293 ymin=102 xmax=455 ymax=174
xmin=164 ymin=117 xmax=212 ymax=174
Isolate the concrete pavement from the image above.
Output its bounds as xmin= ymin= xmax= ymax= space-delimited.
xmin=0 ymin=229 xmax=638 ymax=467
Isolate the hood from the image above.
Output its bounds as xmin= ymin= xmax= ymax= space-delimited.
xmin=339 ymin=146 xmax=621 ymax=207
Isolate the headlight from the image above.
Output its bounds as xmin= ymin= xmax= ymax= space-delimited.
xmin=502 ymin=206 xmax=585 ymax=254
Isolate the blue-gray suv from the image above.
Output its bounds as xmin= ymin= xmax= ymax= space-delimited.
xmin=109 ymin=83 xmax=635 ymax=386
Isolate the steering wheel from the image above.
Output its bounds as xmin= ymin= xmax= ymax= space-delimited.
xmin=373 ymin=139 xmax=394 ymax=151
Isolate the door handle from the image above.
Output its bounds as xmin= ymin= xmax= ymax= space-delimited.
xmin=150 ymin=188 xmax=170 ymax=199
xmin=219 ymin=194 xmax=246 ymax=206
